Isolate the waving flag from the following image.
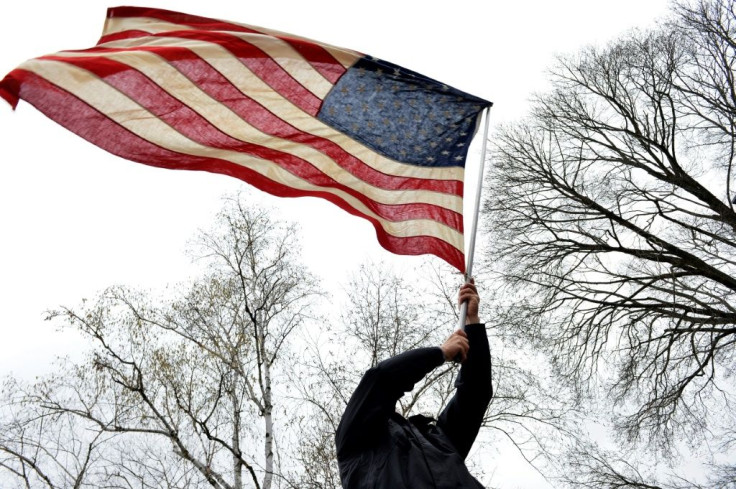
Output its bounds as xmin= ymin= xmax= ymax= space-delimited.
xmin=0 ymin=7 xmax=491 ymax=272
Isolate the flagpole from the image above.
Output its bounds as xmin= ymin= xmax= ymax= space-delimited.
xmin=458 ymin=106 xmax=491 ymax=331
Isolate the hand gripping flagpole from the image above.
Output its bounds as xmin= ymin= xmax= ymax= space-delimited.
xmin=458 ymin=106 xmax=491 ymax=331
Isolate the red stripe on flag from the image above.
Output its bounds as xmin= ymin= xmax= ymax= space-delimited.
xmin=102 ymin=6 xmax=348 ymax=83
xmin=264 ymin=35 xmax=347 ymax=85
xmin=37 ymin=55 xmax=462 ymax=231
xmin=376 ymin=234 xmax=465 ymax=273
xmin=98 ymin=30 xmax=155 ymax=44
xmin=0 ymin=73 xmax=20 ymax=108
xmin=10 ymin=68 xmax=464 ymax=270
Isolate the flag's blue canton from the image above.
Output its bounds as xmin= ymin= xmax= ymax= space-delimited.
xmin=318 ymin=56 xmax=491 ymax=168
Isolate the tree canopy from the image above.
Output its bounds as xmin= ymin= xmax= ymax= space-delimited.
xmin=487 ymin=0 xmax=736 ymax=486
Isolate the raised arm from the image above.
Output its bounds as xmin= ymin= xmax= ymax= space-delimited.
xmin=335 ymin=346 xmax=444 ymax=458
xmin=437 ymin=282 xmax=493 ymax=458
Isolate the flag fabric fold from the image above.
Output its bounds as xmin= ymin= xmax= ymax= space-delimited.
xmin=0 ymin=6 xmax=491 ymax=272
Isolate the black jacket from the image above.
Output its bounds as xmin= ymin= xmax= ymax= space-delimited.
xmin=335 ymin=323 xmax=492 ymax=489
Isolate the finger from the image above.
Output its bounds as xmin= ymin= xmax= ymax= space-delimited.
xmin=458 ymin=290 xmax=472 ymax=305
xmin=460 ymin=282 xmax=478 ymax=293
xmin=458 ymin=284 xmax=479 ymax=300
xmin=459 ymin=292 xmax=478 ymax=304
xmin=458 ymin=295 xmax=479 ymax=309
xmin=453 ymin=345 xmax=468 ymax=363
xmin=454 ymin=337 xmax=469 ymax=351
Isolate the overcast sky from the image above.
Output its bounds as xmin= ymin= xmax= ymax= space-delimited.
xmin=0 ymin=1 xmax=671 ymax=486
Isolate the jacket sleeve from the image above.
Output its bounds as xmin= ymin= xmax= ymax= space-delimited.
xmin=335 ymin=347 xmax=444 ymax=458
xmin=437 ymin=323 xmax=493 ymax=459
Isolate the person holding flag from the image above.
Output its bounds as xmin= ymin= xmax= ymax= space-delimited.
xmin=335 ymin=281 xmax=492 ymax=489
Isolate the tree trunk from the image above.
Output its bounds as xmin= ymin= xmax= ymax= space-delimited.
xmin=231 ymin=387 xmax=243 ymax=489
xmin=262 ymin=356 xmax=274 ymax=489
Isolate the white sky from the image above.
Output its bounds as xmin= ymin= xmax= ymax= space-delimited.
xmin=0 ymin=1 xmax=671 ymax=487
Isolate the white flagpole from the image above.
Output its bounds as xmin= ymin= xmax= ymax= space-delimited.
xmin=458 ymin=105 xmax=491 ymax=331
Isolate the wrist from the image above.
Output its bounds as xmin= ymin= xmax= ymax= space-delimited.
xmin=439 ymin=345 xmax=450 ymax=362
xmin=466 ymin=315 xmax=480 ymax=324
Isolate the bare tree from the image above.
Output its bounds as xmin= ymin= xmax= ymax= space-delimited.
xmin=0 ymin=376 xmax=112 ymax=489
xmin=2 ymin=368 xmax=212 ymax=489
xmin=554 ymin=436 xmax=736 ymax=489
xmin=487 ymin=0 xmax=736 ymax=484
xmin=0 ymin=194 xmax=321 ymax=489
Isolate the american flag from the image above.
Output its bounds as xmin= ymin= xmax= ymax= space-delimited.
xmin=0 ymin=7 xmax=491 ymax=272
